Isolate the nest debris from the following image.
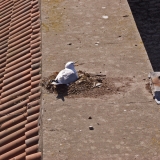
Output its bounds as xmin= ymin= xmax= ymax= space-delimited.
xmin=41 ymin=70 xmax=132 ymax=98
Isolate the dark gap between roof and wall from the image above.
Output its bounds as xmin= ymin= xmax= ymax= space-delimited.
xmin=127 ymin=0 xmax=160 ymax=71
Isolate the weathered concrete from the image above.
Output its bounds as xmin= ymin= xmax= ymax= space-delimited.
xmin=42 ymin=0 xmax=160 ymax=159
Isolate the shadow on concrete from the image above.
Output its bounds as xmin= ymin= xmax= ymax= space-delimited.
xmin=56 ymin=94 xmax=65 ymax=101
xmin=55 ymin=84 xmax=68 ymax=101
xmin=128 ymin=0 xmax=160 ymax=71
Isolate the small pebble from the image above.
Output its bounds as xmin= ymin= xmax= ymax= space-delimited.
xmin=102 ymin=15 xmax=108 ymax=19
xmin=88 ymin=116 xmax=92 ymax=119
xmin=89 ymin=126 xmax=94 ymax=130
xmin=123 ymin=15 xmax=129 ymax=17
xmin=96 ymin=83 xmax=102 ymax=87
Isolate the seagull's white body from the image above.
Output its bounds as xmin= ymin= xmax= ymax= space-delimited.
xmin=52 ymin=61 xmax=78 ymax=85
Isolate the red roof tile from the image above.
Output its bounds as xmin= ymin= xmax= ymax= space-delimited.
xmin=0 ymin=0 xmax=41 ymax=159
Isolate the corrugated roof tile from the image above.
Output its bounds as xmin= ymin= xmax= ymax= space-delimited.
xmin=0 ymin=0 xmax=41 ymax=159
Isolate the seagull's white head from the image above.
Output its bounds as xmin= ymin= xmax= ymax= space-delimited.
xmin=65 ymin=61 xmax=75 ymax=69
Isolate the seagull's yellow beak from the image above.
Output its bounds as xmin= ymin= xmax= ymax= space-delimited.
xmin=74 ymin=61 xmax=78 ymax=66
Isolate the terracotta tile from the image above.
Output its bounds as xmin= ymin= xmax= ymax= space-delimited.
xmin=26 ymin=152 xmax=41 ymax=160
xmin=0 ymin=136 xmax=26 ymax=155
xmin=25 ymin=144 xmax=39 ymax=155
xmin=1 ymin=114 xmax=27 ymax=130
xmin=0 ymin=107 xmax=27 ymax=124
xmin=0 ymin=144 xmax=26 ymax=160
xmin=0 ymin=128 xmax=25 ymax=146
xmin=0 ymin=0 xmax=41 ymax=159
xmin=0 ymin=100 xmax=29 ymax=116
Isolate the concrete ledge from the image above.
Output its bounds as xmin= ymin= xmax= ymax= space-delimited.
xmin=42 ymin=0 xmax=159 ymax=159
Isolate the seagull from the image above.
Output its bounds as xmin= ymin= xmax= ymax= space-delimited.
xmin=51 ymin=61 xmax=78 ymax=85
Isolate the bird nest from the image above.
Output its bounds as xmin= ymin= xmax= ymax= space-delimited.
xmin=41 ymin=71 xmax=132 ymax=98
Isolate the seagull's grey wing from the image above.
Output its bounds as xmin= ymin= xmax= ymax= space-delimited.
xmin=51 ymin=70 xmax=65 ymax=85
xmin=56 ymin=69 xmax=77 ymax=84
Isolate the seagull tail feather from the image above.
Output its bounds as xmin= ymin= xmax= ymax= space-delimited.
xmin=51 ymin=80 xmax=61 ymax=85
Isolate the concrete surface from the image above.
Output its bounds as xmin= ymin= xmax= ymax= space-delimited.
xmin=42 ymin=0 xmax=160 ymax=159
